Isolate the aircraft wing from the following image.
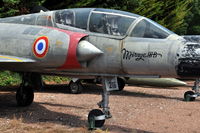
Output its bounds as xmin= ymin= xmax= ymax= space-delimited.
xmin=0 ymin=55 xmax=35 ymax=62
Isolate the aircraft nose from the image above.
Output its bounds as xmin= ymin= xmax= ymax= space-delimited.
xmin=177 ymin=41 xmax=200 ymax=77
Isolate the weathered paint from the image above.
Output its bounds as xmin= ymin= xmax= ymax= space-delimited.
xmin=177 ymin=42 xmax=200 ymax=77
xmin=1 ymin=8 xmax=200 ymax=79
xmin=0 ymin=23 xmax=69 ymax=71
xmin=122 ymin=37 xmax=179 ymax=77
xmin=58 ymin=31 xmax=87 ymax=69
xmin=47 ymin=27 xmax=87 ymax=69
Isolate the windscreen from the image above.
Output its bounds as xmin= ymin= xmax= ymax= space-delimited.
xmin=131 ymin=18 xmax=173 ymax=39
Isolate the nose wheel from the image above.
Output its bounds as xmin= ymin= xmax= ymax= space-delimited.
xmin=88 ymin=109 xmax=105 ymax=129
xmin=184 ymin=78 xmax=200 ymax=102
xmin=184 ymin=91 xmax=196 ymax=101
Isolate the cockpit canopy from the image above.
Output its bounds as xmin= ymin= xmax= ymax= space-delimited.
xmin=88 ymin=9 xmax=138 ymax=36
xmin=0 ymin=8 xmax=174 ymax=39
xmin=54 ymin=8 xmax=138 ymax=36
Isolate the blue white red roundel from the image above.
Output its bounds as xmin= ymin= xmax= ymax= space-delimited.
xmin=33 ymin=36 xmax=49 ymax=58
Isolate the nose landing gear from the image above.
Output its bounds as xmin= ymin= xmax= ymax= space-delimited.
xmin=88 ymin=77 xmax=118 ymax=130
xmin=184 ymin=78 xmax=200 ymax=101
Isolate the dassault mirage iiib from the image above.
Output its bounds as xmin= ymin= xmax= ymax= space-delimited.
xmin=0 ymin=8 xmax=199 ymax=128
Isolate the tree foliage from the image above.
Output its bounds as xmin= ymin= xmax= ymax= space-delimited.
xmin=186 ymin=0 xmax=200 ymax=34
xmin=0 ymin=0 xmax=199 ymax=34
xmin=133 ymin=0 xmax=192 ymax=34
xmin=0 ymin=0 xmax=44 ymax=17
xmin=43 ymin=0 xmax=193 ymax=34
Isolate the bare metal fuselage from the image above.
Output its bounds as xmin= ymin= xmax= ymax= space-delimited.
xmin=0 ymin=23 xmax=183 ymax=79
xmin=0 ymin=9 xmax=199 ymax=79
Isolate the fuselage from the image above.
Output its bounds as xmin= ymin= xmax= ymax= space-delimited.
xmin=0 ymin=8 xmax=199 ymax=79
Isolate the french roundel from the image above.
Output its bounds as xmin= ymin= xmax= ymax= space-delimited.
xmin=33 ymin=36 xmax=49 ymax=58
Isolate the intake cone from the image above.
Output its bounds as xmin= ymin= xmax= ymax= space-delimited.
xmin=77 ymin=40 xmax=103 ymax=62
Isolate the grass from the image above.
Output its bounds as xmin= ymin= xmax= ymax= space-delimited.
xmin=0 ymin=117 xmax=89 ymax=133
xmin=0 ymin=71 xmax=21 ymax=86
xmin=0 ymin=116 xmax=109 ymax=133
xmin=0 ymin=71 xmax=70 ymax=86
xmin=42 ymin=75 xmax=70 ymax=84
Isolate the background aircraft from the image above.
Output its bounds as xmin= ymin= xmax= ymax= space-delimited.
xmin=0 ymin=8 xmax=199 ymax=129
xmin=82 ymin=77 xmax=186 ymax=92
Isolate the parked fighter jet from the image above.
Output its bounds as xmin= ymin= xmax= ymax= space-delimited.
xmin=0 ymin=8 xmax=199 ymax=129
xmin=83 ymin=77 xmax=186 ymax=91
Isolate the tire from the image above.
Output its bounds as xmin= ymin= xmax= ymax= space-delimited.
xmin=184 ymin=91 xmax=195 ymax=102
xmin=69 ymin=81 xmax=83 ymax=94
xmin=88 ymin=109 xmax=105 ymax=128
xmin=16 ymin=86 xmax=34 ymax=106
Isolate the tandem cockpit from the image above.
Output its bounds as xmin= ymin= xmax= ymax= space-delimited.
xmin=0 ymin=8 xmax=174 ymax=39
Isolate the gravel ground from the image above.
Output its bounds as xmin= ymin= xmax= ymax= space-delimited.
xmin=0 ymin=81 xmax=199 ymax=133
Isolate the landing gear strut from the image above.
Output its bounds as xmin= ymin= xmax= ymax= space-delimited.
xmin=16 ymin=84 xmax=34 ymax=106
xmin=16 ymin=73 xmax=41 ymax=106
xmin=184 ymin=78 xmax=200 ymax=101
xmin=88 ymin=77 xmax=118 ymax=129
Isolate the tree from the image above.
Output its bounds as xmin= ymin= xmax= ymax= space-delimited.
xmin=0 ymin=0 xmax=45 ymax=17
xmin=43 ymin=0 xmax=140 ymax=12
xmin=133 ymin=0 xmax=192 ymax=34
xmin=43 ymin=0 xmax=192 ymax=34
xmin=186 ymin=0 xmax=200 ymax=35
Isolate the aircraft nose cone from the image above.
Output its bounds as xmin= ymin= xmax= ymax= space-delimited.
xmin=177 ymin=42 xmax=200 ymax=77
xmin=77 ymin=40 xmax=103 ymax=62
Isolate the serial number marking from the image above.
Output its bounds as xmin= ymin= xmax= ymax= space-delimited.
xmin=108 ymin=81 xmax=117 ymax=88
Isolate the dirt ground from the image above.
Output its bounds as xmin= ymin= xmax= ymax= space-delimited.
xmin=0 ymin=81 xmax=200 ymax=133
